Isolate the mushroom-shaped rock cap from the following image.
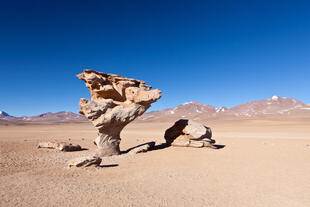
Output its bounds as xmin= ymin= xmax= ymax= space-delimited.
xmin=77 ymin=69 xmax=161 ymax=104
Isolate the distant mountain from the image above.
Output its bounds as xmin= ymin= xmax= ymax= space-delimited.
xmin=21 ymin=111 xmax=85 ymax=122
xmin=139 ymin=101 xmax=219 ymax=121
xmin=139 ymin=96 xmax=310 ymax=121
xmin=226 ymin=95 xmax=306 ymax=117
xmin=0 ymin=111 xmax=86 ymax=122
xmin=2 ymin=96 xmax=309 ymax=123
xmin=0 ymin=111 xmax=13 ymax=119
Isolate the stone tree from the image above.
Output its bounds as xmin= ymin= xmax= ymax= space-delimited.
xmin=77 ymin=69 xmax=161 ymax=156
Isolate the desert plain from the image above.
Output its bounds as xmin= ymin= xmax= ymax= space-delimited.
xmin=1 ymin=117 xmax=310 ymax=207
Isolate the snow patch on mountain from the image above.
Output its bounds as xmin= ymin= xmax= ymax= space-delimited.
xmin=216 ymin=107 xmax=226 ymax=113
xmin=0 ymin=111 xmax=10 ymax=116
xmin=271 ymin=95 xmax=279 ymax=101
xmin=183 ymin=101 xmax=194 ymax=105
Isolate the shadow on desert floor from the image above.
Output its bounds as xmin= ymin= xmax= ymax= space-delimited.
xmin=79 ymin=148 xmax=89 ymax=151
xmin=122 ymin=141 xmax=226 ymax=154
xmin=121 ymin=141 xmax=163 ymax=154
xmin=212 ymin=144 xmax=226 ymax=149
xmin=97 ymin=164 xmax=119 ymax=168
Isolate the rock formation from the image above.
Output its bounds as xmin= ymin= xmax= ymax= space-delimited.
xmin=67 ymin=156 xmax=102 ymax=168
xmin=77 ymin=69 xmax=161 ymax=156
xmin=164 ymin=119 xmax=217 ymax=148
xmin=38 ymin=142 xmax=82 ymax=151
xmin=128 ymin=142 xmax=155 ymax=154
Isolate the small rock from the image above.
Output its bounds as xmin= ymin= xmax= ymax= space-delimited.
xmin=67 ymin=156 xmax=102 ymax=168
xmin=129 ymin=142 xmax=155 ymax=154
xmin=57 ymin=143 xmax=82 ymax=151
xmin=38 ymin=142 xmax=82 ymax=152
xmin=38 ymin=142 xmax=58 ymax=149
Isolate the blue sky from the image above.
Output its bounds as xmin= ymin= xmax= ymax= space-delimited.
xmin=1 ymin=0 xmax=310 ymax=116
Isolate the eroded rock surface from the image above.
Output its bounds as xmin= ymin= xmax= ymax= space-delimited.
xmin=77 ymin=69 xmax=161 ymax=156
xmin=38 ymin=142 xmax=82 ymax=151
xmin=164 ymin=119 xmax=217 ymax=148
xmin=128 ymin=142 xmax=155 ymax=154
xmin=67 ymin=156 xmax=102 ymax=168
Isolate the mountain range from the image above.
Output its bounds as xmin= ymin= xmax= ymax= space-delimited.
xmin=1 ymin=96 xmax=310 ymax=123
xmin=138 ymin=95 xmax=310 ymax=121
xmin=0 ymin=111 xmax=85 ymax=122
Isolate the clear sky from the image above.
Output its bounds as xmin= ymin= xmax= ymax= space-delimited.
xmin=1 ymin=0 xmax=310 ymax=116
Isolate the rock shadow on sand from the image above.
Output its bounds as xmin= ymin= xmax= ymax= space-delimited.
xmin=122 ymin=141 xmax=225 ymax=155
xmin=121 ymin=141 xmax=170 ymax=154
xmin=97 ymin=164 xmax=119 ymax=168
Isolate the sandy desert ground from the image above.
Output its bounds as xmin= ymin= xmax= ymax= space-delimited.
xmin=1 ymin=118 xmax=310 ymax=207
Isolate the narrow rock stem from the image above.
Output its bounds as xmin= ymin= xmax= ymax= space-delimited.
xmin=95 ymin=133 xmax=121 ymax=156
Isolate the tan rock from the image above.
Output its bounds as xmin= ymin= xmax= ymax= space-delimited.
xmin=128 ymin=142 xmax=155 ymax=154
xmin=37 ymin=142 xmax=58 ymax=149
xmin=164 ymin=119 xmax=216 ymax=148
xmin=67 ymin=156 xmax=102 ymax=168
xmin=77 ymin=69 xmax=161 ymax=156
xmin=57 ymin=143 xmax=82 ymax=151
xmin=38 ymin=142 xmax=82 ymax=151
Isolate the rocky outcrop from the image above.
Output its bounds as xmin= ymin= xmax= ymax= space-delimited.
xmin=164 ymin=119 xmax=216 ymax=148
xmin=128 ymin=142 xmax=155 ymax=154
xmin=38 ymin=142 xmax=82 ymax=151
xmin=77 ymin=69 xmax=161 ymax=156
xmin=67 ymin=156 xmax=102 ymax=168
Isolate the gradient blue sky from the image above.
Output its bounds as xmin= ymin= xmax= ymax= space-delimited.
xmin=1 ymin=0 xmax=310 ymax=116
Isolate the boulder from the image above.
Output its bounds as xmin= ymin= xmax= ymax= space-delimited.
xmin=128 ymin=142 xmax=155 ymax=154
xmin=37 ymin=142 xmax=58 ymax=149
xmin=77 ymin=69 xmax=161 ymax=156
xmin=67 ymin=156 xmax=102 ymax=168
xmin=38 ymin=142 xmax=82 ymax=151
xmin=164 ymin=119 xmax=216 ymax=148
xmin=57 ymin=143 xmax=82 ymax=151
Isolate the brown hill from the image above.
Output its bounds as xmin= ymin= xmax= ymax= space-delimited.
xmin=139 ymin=96 xmax=310 ymax=121
xmin=0 ymin=111 xmax=86 ymax=123
xmin=2 ymin=96 xmax=309 ymax=124
xmin=22 ymin=111 xmax=85 ymax=122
